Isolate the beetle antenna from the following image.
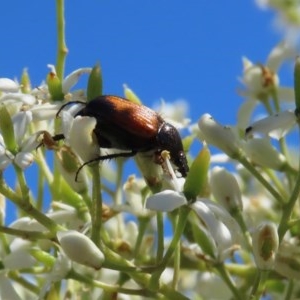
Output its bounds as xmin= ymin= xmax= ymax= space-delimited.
xmin=75 ymin=150 xmax=137 ymax=181
xmin=56 ymin=101 xmax=87 ymax=118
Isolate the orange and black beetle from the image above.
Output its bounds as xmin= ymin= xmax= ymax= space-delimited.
xmin=57 ymin=95 xmax=189 ymax=177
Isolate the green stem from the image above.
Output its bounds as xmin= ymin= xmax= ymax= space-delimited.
xmin=172 ymin=243 xmax=180 ymax=290
xmin=248 ymin=270 xmax=261 ymax=300
xmin=68 ymin=269 xmax=156 ymax=297
xmin=0 ymin=225 xmax=54 ymax=240
xmin=114 ymin=159 xmax=125 ymax=238
xmin=284 ymin=279 xmax=294 ymax=300
xmin=156 ymin=212 xmax=164 ymax=263
xmin=216 ymin=263 xmax=243 ymax=300
xmin=150 ymin=206 xmax=190 ymax=289
xmin=55 ymin=0 xmax=68 ymax=80
xmin=8 ymin=271 xmax=40 ymax=295
xmin=101 ymin=244 xmax=189 ymax=299
xmin=134 ymin=217 xmax=150 ymax=259
xmin=249 ymin=270 xmax=269 ymax=300
xmin=2 ymin=168 xmax=59 ymax=232
xmin=278 ymin=129 xmax=300 ymax=241
xmin=90 ymin=164 xmax=102 ymax=247
xmin=36 ymin=164 xmax=45 ymax=211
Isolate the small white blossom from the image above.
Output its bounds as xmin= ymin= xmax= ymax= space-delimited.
xmin=238 ymin=42 xmax=296 ymax=130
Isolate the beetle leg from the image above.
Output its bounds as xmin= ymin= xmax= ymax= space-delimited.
xmin=75 ymin=150 xmax=137 ymax=181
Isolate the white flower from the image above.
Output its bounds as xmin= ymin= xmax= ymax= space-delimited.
xmin=238 ymin=42 xmax=296 ymax=130
xmin=57 ymin=230 xmax=104 ymax=269
xmin=240 ymin=42 xmax=295 ymax=99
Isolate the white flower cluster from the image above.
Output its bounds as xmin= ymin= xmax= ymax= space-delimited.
xmin=1 ymin=40 xmax=300 ymax=299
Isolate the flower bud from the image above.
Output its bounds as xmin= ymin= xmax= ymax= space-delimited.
xmin=252 ymin=222 xmax=279 ymax=270
xmin=123 ymin=84 xmax=142 ymax=104
xmin=46 ymin=64 xmax=64 ymax=101
xmin=210 ymin=167 xmax=243 ymax=211
xmin=57 ymin=230 xmax=104 ymax=269
xmin=20 ymin=68 xmax=31 ymax=94
xmin=198 ymin=114 xmax=241 ymax=157
xmin=183 ymin=146 xmax=210 ymax=201
xmin=0 ymin=105 xmax=17 ymax=152
xmin=87 ymin=63 xmax=102 ymax=101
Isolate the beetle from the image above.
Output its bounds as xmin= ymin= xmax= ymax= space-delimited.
xmin=56 ymin=95 xmax=189 ymax=177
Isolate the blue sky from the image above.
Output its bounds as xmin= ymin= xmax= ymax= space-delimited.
xmin=0 ymin=2 xmax=293 ymax=223
xmin=1 ymin=1 xmax=286 ymax=125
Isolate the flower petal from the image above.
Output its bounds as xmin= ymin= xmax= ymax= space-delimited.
xmin=191 ymin=201 xmax=233 ymax=257
xmin=62 ymin=68 xmax=92 ymax=93
xmin=12 ymin=111 xmax=32 ymax=146
xmin=0 ymin=78 xmax=19 ymax=93
xmin=68 ymin=115 xmax=100 ymax=162
xmin=0 ymin=93 xmax=36 ymax=105
xmin=245 ymin=110 xmax=296 ymax=140
xmin=266 ymin=42 xmax=296 ymax=72
xmin=146 ymin=190 xmax=187 ymax=212
xmin=15 ymin=152 xmax=34 ymax=169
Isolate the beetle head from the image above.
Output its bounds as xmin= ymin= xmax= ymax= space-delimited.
xmin=157 ymin=123 xmax=189 ymax=177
